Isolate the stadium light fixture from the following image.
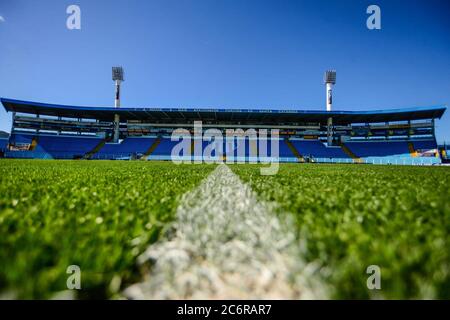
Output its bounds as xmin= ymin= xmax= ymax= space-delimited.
xmin=112 ymin=67 xmax=124 ymax=81
xmin=324 ymin=70 xmax=336 ymax=112
xmin=112 ymin=66 xmax=124 ymax=108
xmin=324 ymin=70 xmax=336 ymax=85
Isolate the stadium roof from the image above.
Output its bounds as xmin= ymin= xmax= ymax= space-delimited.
xmin=1 ymin=98 xmax=446 ymax=125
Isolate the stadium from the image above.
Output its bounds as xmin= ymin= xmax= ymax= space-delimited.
xmin=0 ymin=71 xmax=448 ymax=165
xmin=1 ymin=101 xmax=447 ymax=165
xmin=1 ymin=67 xmax=450 ymax=301
xmin=2 ymin=1 xmax=450 ymax=311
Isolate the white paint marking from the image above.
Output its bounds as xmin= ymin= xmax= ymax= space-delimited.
xmin=124 ymin=164 xmax=328 ymax=299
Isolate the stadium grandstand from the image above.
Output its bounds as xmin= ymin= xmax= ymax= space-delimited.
xmin=0 ymin=130 xmax=9 ymax=158
xmin=0 ymin=98 xmax=446 ymax=165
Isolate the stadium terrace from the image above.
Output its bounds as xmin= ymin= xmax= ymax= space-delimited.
xmin=0 ymin=97 xmax=447 ymax=165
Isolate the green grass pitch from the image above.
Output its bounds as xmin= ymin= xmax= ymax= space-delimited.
xmin=232 ymin=164 xmax=450 ymax=299
xmin=0 ymin=160 xmax=214 ymax=299
xmin=0 ymin=159 xmax=449 ymax=299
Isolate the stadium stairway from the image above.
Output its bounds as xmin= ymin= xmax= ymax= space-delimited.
xmin=339 ymin=142 xmax=361 ymax=162
xmin=439 ymin=147 xmax=447 ymax=159
xmin=141 ymin=137 xmax=162 ymax=160
xmin=30 ymin=137 xmax=39 ymax=151
xmin=285 ymin=138 xmax=304 ymax=162
xmin=0 ymin=138 xmax=8 ymax=156
xmin=408 ymin=142 xmax=418 ymax=157
xmin=84 ymin=138 xmax=108 ymax=159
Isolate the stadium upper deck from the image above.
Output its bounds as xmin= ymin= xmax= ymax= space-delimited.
xmin=1 ymin=98 xmax=446 ymax=125
xmin=0 ymin=98 xmax=447 ymax=164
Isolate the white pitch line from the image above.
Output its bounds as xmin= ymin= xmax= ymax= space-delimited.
xmin=123 ymin=164 xmax=328 ymax=299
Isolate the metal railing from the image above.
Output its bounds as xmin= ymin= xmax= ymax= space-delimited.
xmin=3 ymin=150 xmax=442 ymax=166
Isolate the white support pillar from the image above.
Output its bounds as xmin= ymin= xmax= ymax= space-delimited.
xmin=327 ymin=117 xmax=333 ymax=146
xmin=113 ymin=113 xmax=120 ymax=143
xmin=113 ymin=80 xmax=121 ymax=142
xmin=114 ymin=80 xmax=121 ymax=108
xmin=324 ymin=70 xmax=336 ymax=146
xmin=326 ymin=82 xmax=333 ymax=112
xmin=112 ymin=67 xmax=124 ymax=143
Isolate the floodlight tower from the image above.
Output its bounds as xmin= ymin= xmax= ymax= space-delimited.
xmin=324 ymin=70 xmax=336 ymax=145
xmin=112 ymin=67 xmax=124 ymax=142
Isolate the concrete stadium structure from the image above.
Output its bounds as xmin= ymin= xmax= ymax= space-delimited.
xmin=0 ymin=97 xmax=447 ymax=165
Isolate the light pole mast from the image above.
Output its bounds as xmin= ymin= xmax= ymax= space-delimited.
xmin=324 ymin=70 xmax=336 ymax=146
xmin=112 ymin=67 xmax=124 ymax=142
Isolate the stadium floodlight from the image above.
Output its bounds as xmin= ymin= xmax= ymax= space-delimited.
xmin=112 ymin=67 xmax=124 ymax=81
xmin=112 ymin=66 xmax=124 ymax=143
xmin=324 ymin=70 xmax=336 ymax=146
xmin=112 ymin=66 xmax=124 ymax=108
xmin=324 ymin=70 xmax=336 ymax=85
xmin=324 ymin=70 xmax=336 ymax=112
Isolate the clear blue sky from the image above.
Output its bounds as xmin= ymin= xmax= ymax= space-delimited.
xmin=0 ymin=0 xmax=449 ymax=142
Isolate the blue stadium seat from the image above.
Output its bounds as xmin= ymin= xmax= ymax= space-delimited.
xmin=4 ymin=132 xmax=441 ymax=165
xmin=9 ymin=133 xmax=102 ymax=159
xmin=0 ymin=138 xmax=8 ymax=152
xmin=278 ymin=140 xmax=295 ymax=157
xmin=291 ymin=140 xmax=349 ymax=159
xmin=345 ymin=140 xmax=441 ymax=165
xmin=412 ymin=140 xmax=437 ymax=150
xmin=10 ymin=133 xmax=34 ymax=144
xmin=151 ymin=137 xmax=291 ymax=162
xmin=345 ymin=141 xmax=410 ymax=157
xmin=37 ymin=135 xmax=102 ymax=159
xmin=94 ymin=137 xmax=155 ymax=159
xmin=152 ymin=138 xmax=180 ymax=156
xmin=221 ymin=137 xmax=290 ymax=161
